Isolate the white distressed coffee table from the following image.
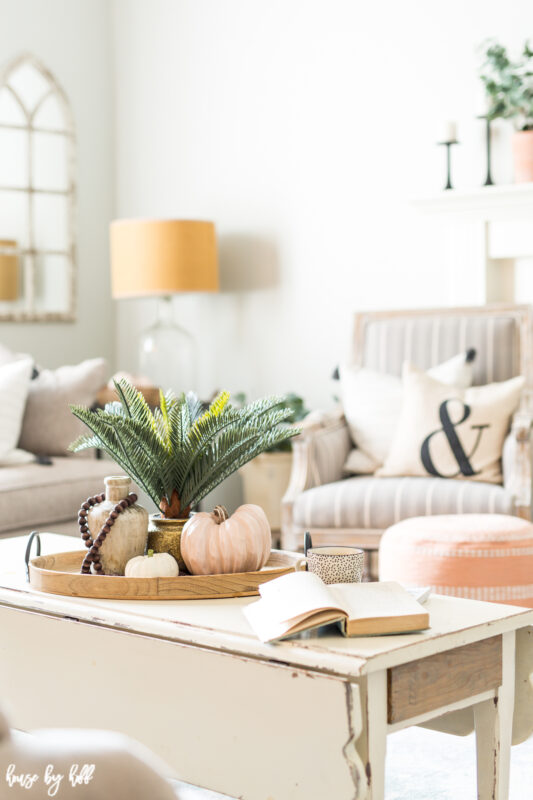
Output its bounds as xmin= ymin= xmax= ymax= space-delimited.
xmin=1 ymin=534 xmax=532 ymax=800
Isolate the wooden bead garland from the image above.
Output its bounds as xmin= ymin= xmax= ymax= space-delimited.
xmin=78 ymin=492 xmax=138 ymax=575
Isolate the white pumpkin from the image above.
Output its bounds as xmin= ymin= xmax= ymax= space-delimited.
xmin=125 ymin=549 xmax=179 ymax=578
xmin=181 ymin=504 xmax=271 ymax=575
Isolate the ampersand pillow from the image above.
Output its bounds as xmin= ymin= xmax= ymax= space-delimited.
xmin=340 ymin=350 xmax=477 ymax=473
xmin=377 ymin=364 xmax=524 ymax=484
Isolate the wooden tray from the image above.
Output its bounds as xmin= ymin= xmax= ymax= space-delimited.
xmin=28 ymin=549 xmax=303 ymax=600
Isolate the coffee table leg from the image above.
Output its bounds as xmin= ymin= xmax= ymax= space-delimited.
xmin=474 ymin=630 xmax=516 ymax=800
xmin=357 ymin=669 xmax=387 ymax=800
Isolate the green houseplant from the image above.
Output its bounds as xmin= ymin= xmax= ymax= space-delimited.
xmin=70 ymin=379 xmax=299 ymax=564
xmin=480 ymin=40 xmax=533 ymax=181
xmin=238 ymin=393 xmax=309 ymax=532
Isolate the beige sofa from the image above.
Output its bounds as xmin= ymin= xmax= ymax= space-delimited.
xmin=0 ymin=456 xmax=117 ymax=540
xmin=0 ymin=353 xmax=121 ymax=540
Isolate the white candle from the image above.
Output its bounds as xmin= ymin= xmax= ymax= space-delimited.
xmin=439 ymin=121 xmax=458 ymax=143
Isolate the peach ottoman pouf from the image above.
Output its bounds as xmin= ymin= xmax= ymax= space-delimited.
xmin=379 ymin=513 xmax=533 ymax=607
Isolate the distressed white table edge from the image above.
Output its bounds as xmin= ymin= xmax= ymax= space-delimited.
xmin=1 ymin=533 xmax=531 ymax=678
xmin=1 ymin=533 xmax=532 ymax=800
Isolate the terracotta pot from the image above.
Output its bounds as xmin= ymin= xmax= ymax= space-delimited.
xmin=87 ymin=476 xmax=148 ymax=576
xmin=147 ymin=515 xmax=188 ymax=571
xmin=239 ymin=452 xmax=292 ymax=531
xmin=512 ymin=130 xmax=533 ymax=183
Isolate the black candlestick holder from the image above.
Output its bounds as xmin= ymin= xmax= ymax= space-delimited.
xmin=437 ymin=139 xmax=459 ymax=190
xmin=477 ymin=115 xmax=493 ymax=186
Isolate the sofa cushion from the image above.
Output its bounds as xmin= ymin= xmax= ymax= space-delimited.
xmin=0 ymin=457 xmax=122 ymax=534
xmin=0 ymin=358 xmax=34 ymax=465
xmin=293 ymin=476 xmax=513 ymax=531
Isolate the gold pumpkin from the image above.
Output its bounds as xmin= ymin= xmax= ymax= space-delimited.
xmin=181 ymin=504 xmax=271 ymax=575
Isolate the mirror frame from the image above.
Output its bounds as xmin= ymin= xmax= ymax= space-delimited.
xmin=0 ymin=53 xmax=76 ymax=322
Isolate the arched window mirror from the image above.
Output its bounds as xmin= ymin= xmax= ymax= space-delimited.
xmin=0 ymin=54 xmax=76 ymax=321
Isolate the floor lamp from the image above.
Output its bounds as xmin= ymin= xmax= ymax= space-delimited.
xmin=110 ymin=219 xmax=219 ymax=396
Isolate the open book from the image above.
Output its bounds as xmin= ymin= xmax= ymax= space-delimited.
xmin=243 ymin=572 xmax=430 ymax=642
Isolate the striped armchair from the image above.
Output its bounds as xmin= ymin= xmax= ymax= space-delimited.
xmin=281 ymin=305 xmax=533 ymax=571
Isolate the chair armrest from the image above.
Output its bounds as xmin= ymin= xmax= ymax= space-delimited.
xmin=281 ymin=408 xmax=352 ymax=549
xmin=291 ymin=407 xmax=351 ymax=489
xmin=282 ymin=407 xmax=351 ymax=513
xmin=281 ymin=409 xmax=353 ymax=550
xmin=503 ymin=410 xmax=533 ymax=517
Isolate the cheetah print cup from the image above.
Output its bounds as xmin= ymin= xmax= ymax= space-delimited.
xmin=306 ymin=546 xmax=364 ymax=584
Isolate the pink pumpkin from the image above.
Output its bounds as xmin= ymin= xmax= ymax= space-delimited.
xmin=181 ymin=504 xmax=271 ymax=575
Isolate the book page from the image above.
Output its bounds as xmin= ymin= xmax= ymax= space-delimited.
xmin=257 ymin=571 xmax=345 ymax=622
xmin=329 ymin=581 xmax=428 ymax=622
xmin=244 ymin=599 xmax=344 ymax=643
xmin=243 ymin=572 xmax=347 ymax=642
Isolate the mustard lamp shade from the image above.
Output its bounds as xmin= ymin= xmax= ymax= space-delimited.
xmin=110 ymin=219 xmax=219 ymax=299
xmin=0 ymin=240 xmax=19 ymax=301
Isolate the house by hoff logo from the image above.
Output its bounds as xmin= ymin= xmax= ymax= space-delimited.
xmin=421 ymin=398 xmax=489 ymax=478
xmin=5 ymin=763 xmax=95 ymax=796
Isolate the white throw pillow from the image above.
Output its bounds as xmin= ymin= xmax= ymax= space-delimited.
xmin=0 ymin=342 xmax=33 ymax=368
xmin=343 ymin=448 xmax=380 ymax=475
xmin=377 ymin=364 xmax=524 ymax=484
xmin=341 ymin=351 xmax=476 ymax=472
xmin=0 ymin=358 xmax=34 ymax=464
xmin=18 ymin=358 xmax=108 ymax=457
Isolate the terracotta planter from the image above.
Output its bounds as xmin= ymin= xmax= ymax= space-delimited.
xmin=147 ymin=514 xmax=188 ymax=571
xmin=240 ymin=452 xmax=292 ymax=530
xmin=87 ymin=476 xmax=148 ymax=575
xmin=512 ymin=130 xmax=533 ymax=183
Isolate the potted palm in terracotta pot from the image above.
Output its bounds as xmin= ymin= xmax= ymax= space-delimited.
xmin=480 ymin=40 xmax=533 ymax=182
xmin=70 ymin=379 xmax=299 ymax=570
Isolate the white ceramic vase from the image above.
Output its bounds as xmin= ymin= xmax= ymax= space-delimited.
xmin=87 ymin=476 xmax=148 ymax=575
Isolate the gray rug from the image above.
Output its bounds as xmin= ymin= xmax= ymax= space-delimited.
xmin=173 ymin=725 xmax=533 ymax=799
xmin=385 ymin=726 xmax=532 ymax=799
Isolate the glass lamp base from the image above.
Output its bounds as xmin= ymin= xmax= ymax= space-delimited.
xmin=139 ymin=298 xmax=197 ymax=396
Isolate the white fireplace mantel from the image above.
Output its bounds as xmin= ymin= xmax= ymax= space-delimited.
xmin=412 ymin=183 xmax=533 ymax=217
xmin=411 ymin=184 xmax=533 ymax=305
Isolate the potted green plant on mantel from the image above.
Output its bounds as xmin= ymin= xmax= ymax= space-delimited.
xmin=238 ymin=393 xmax=309 ymax=533
xmin=480 ymin=40 xmax=533 ymax=182
xmin=70 ymin=379 xmax=299 ymax=568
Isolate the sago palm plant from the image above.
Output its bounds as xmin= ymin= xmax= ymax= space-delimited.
xmin=70 ymin=379 xmax=300 ymax=518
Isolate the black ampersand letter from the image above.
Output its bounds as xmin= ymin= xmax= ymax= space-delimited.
xmin=421 ymin=399 xmax=489 ymax=478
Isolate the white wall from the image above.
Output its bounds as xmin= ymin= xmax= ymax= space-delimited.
xmin=0 ymin=0 xmax=115 ymax=371
xmin=112 ymin=0 xmax=533 ymax=408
